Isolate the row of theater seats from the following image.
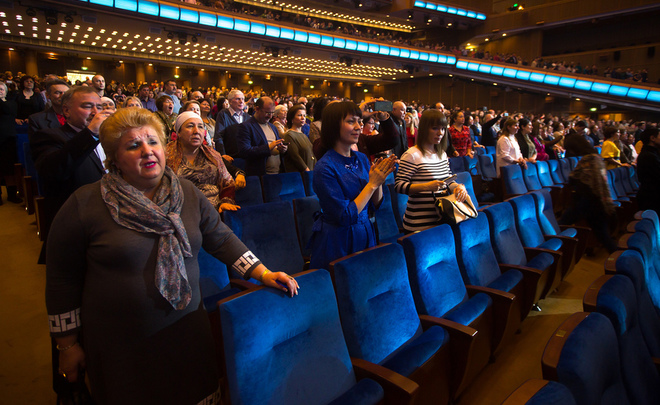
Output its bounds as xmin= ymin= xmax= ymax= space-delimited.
xmin=198 ymin=178 xmax=597 ymax=404
xmin=502 ymin=210 xmax=660 ymax=404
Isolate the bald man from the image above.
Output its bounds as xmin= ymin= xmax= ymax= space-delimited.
xmin=391 ymin=101 xmax=408 ymax=157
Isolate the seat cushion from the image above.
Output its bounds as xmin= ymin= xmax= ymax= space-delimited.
xmin=526 ymin=252 xmax=555 ymax=272
xmin=380 ymin=325 xmax=449 ymax=377
xmin=488 ymin=269 xmax=523 ymax=293
xmin=559 ymin=228 xmax=578 ymax=238
xmin=327 ymin=378 xmax=384 ymax=405
xmin=527 ymin=381 xmax=576 ymax=405
xmin=444 ymin=292 xmax=492 ymax=326
xmin=539 ymin=238 xmax=562 ymax=251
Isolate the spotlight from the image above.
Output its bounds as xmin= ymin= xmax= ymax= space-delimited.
xmin=26 ymin=7 xmax=37 ymax=17
xmin=178 ymin=32 xmax=187 ymax=45
xmin=270 ymin=46 xmax=279 ymax=58
xmin=407 ymin=12 xmax=413 ymax=20
xmin=45 ymin=10 xmax=58 ymax=25
xmin=282 ymin=47 xmax=290 ymax=56
xmin=167 ymin=31 xmax=174 ymax=39
xmin=64 ymin=13 xmax=74 ymax=23
xmin=191 ymin=35 xmax=197 ymax=43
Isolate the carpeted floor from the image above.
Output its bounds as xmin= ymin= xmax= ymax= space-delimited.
xmin=0 ymin=185 xmax=609 ymax=404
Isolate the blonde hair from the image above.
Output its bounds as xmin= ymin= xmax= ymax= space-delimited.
xmin=99 ymin=108 xmax=165 ymax=172
xmin=123 ymin=96 xmax=142 ymax=108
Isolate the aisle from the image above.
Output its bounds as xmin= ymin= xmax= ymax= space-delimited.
xmin=0 ymin=187 xmax=56 ymax=404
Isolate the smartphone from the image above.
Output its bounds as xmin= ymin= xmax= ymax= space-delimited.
xmin=443 ymin=174 xmax=458 ymax=183
xmin=374 ymin=100 xmax=393 ymax=112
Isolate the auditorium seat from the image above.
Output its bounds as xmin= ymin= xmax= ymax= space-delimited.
xmin=534 ymin=161 xmax=564 ymax=211
xmin=541 ymin=312 xmax=631 ymax=405
xmin=222 ymin=200 xmax=304 ymax=276
xmin=567 ymin=157 xmax=579 ymax=171
xmin=329 ymin=243 xmax=452 ymax=405
xmin=501 ymin=165 xmax=528 ymax=199
xmin=521 ymin=162 xmax=544 ymax=192
xmin=261 ymin=171 xmax=306 ymax=202
xmin=557 ymin=159 xmax=572 ymax=183
xmin=500 ymin=379 xmax=575 ymax=405
xmin=374 ymin=184 xmax=404 ymax=243
xmin=398 ymin=225 xmax=493 ymax=397
xmin=582 ymin=275 xmax=660 ymax=405
xmin=292 ymin=195 xmax=321 ymax=260
xmin=301 ymin=169 xmax=315 ymax=196
xmin=449 ymin=156 xmax=467 ymax=174
xmin=218 ymin=269 xmax=408 ymax=405
xmin=482 ymin=202 xmax=558 ymax=308
xmin=546 ymin=159 xmax=567 ymax=185
xmin=387 ymin=184 xmax=408 ymax=233
xmin=234 ymin=175 xmax=263 ymax=207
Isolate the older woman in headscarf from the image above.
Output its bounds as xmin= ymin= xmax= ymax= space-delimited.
xmin=167 ymin=111 xmax=243 ymax=213
xmin=46 ymin=107 xmax=298 ymax=405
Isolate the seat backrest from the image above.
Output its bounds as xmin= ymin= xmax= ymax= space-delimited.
xmin=593 ymin=275 xmax=660 ymax=405
xmin=558 ymin=158 xmax=572 ymax=181
xmin=387 ymin=184 xmax=408 ymax=232
xmin=530 ymin=189 xmax=560 ymax=235
xmin=456 ymin=172 xmax=480 ymax=210
xmin=619 ymin=166 xmax=635 ymax=194
xmin=485 ymin=146 xmax=496 ymax=155
xmin=522 ymin=162 xmax=543 ymax=191
xmin=261 ymin=172 xmax=306 ymax=203
xmin=374 ymin=184 xmax=403 ymax=243
xmin=547 ymin=160 xmax=566 ymax=185
xmin=198 ymin=247 xmax=230 ymax=310
xmin=542 ymin=312 xmax=630 ymax=405
xmin=626 ymin=165 xmax=640 ymax=190
xmin=509 ymin=194 xmax=547 ymax=248
xmin=222 ymin=200 xmax=304 ymax=275
xmin=474 ymin=147 xmax=486 ymax=156
xmin=535 ymin=161 xmax=555 ymax=188
xmin=330 ymin=243 xmax=424 ymax=364
xmin=301 ymin=170 xmax=315 ymax=196
xmin=640 ymin=210 xmax=660 ymax=251
xmin=478 ymin=154 xmax=498 ymax=180
xmin=501 ymin=165 xmax=528 ymax=196
xmin=398 ymin=224 xmax=469 ymax=318
xmin=219 ymin=270 xmax=363 ymax=405
xmin=464 ymin=155 xmax=480 ymax=176
xmin=452 ymin=214 xmax=503 ymax=287
xmin=449 ymin=156 xmax=467 ymax=173
xmin=611 ymin=168 xmax=628 ymax=199
xmin=568 ymin=157 xmax=579 ymax=171
xmin=605 ymin=171 xmax=621 ymax=202
xmin=292 ymin=195 xmax=321 ymax=258
xmin=482 ymin=202 xmax=529 ymax=266
xmin=234 ymin=175 xmax=263 ymax=206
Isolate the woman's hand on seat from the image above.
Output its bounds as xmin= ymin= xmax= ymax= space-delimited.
xmin=235 ymin=174 xmax=246 ymax=189
xmin=219 ymin=203 xmax=241 ymax=213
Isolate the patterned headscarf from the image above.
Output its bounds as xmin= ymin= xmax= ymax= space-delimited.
xmin=101 ymin=166 xmax=193 ymax=310
xmin=569 ymin=154 xmax=616 ymax=215
xmin=165 ymin=138 xmax=235 ymax=191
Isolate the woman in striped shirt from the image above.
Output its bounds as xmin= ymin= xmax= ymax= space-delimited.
xmin=395 ymin=109 xmax=469 ymax=232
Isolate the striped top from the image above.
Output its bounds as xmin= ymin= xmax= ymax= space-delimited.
xmin=395 ymin=146 xmax=455 ymax=232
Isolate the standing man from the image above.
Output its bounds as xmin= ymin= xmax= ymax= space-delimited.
xmin=214 ymin=89 xmax=248 ymax=157
xmin=188 ymin=90 xmax=204 ymax=101
xmin=28 ymin=79 xmax=70 ymax=137
xmin=564 ymin=120 xmax=596 ymax=157
xmin=636 ymin=127 xmax=660 ymax=214
xmin=391 ymin=101 xmax=408 ymax=157
xmin=237 ymin=97 xmax=287 ymax=176
xmin=137 ymin=83 xmax=157 ymax=112
xmin=91 ymin=74 xmax=107 ymax=98
xmin=158 ymin=79 xmax=181 ymax=115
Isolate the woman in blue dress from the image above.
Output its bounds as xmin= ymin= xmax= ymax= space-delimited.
xmin=309 ymin=101 xmax=396 ymax=270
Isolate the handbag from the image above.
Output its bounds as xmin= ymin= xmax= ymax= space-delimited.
xmin=434 ymin=192 xmax=478 ymax=225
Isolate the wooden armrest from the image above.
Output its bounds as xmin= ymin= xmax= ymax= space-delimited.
xmin=418 ymin=315 xmax=478 ymax=339
xmin=544 ymin=234 xmax=577 ymax=244
xmin=559 ymin=224 xmax=591 ymax=233
xmin=617 ymin=233 xmax=633 ymax=250
xmin=523 ymin=246 xmax=562 ymax=264
xmin=466 ymin=285 xmax=516 ymax=303
xmin=626 ymin=221 xmax=640 ymax=233
xmin=229 ymin=279 xmax=259 ymax=290
xmin=604 ymin=250 xmax=624 ymax=275
xmin=582 ymin=275 xmax=613 ymax=312
xmin=542 ymin=312 xmax=589 ymax=381
xmin=634 ymin=211 xmax=644 ymax=220
xmin=499 ymin=264 xmax=544 ymax=281
xmin=351 ymin=358 xmax=419 ymax=405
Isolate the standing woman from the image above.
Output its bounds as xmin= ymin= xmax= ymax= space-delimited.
xmin=271 ymin=104 xmax=288 ymax=137
xmin=0 ymin=81 xmax=21 ymax=204
xmin=404 ymin=112 xmax=417 ymax=148
xmin=496 ymin=118 xmax=526 ymax=177
xmin=13 ymin=75 xmax=45 ymax=124
xmin=531 ymin=122 xmax=549 ymax=161
xmin=395 ymin=109 xmax=468 ymax=232
xmin=283 ymin=104 xmax=315 ymax=172
xmin=46 ymin=108 xmax=297 ymax=404
xmin=448 ymin=110 xmax=474 ymax=158
xmin=154 ymin=95 xmax=177 ymax=141
xmin=308 ymin=101 xmax=396 ymax=270
xmin=199 ymin=98 xmax=216 ymax=148
xmin=515 ymin=118 xmax=538 ymax=163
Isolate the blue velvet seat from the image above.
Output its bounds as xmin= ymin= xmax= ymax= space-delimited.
xmin=541 ymin=312 xmax=631 ymax=405
xmin=330 ymin=243 xmax=452 ymax=405
xmin=530 ymin=189 xmax=588 ymax=277
xmin=546 ymin=160 xmax=567 ymax=185
xmin=485 ymin=146 xmax=496 ymax=155
xmin=482 ymin=202 xmax=557 ymax=312
xmin=478 ymin=153 xmax=498 ymax=180
xmin=463 ymin=155 xmax=480 ymax=176
xmin=231 ymin=157 xmax=247 ymax=171
xmin=639 ymin=210 xmax=660 ymax=254
xmin=234 ymin=175 xmax=263 ymax=207
xmin=625 ymin=165 xmax=640 ymax=192
xmin=508 ymin=195 xmax=570 ymax=281
xmin=608 ymin=169 xmax=634 ymax=203
xmin=534 ymin=161 xmax=564 ymax=211
xmin=398 ymin=225 xmax=493 ymax=397
xmin=292 ymin=195 xmax=321 ymax=259
xmin=567 ymin=157 xmax=579 ymax=171
xmin=456 ymin=172 xmax=485 ymax=210
xmin=222 ymin=201 xmax=304 ymax=276
xmin=375 ymin=184 xmax=404 ymax=244
xmin=582 ymin=275 xmax=660 ymax=405
xmin=262 ymin=171 xmax=306 ymax=202
xmin=612 ymin=167 xmax=636 ymax=198
xmin=521 ymin=162 xmax=544 ymax=192
xmin=452 ymin=214 xmax=523 ymax=341
xmin=218 ymin=269 xmax=397 ymax=405
xmin=387 ymin=184 xmax=408 ymax=233
xmin=301 ymin=169 xmax=315 ymax=196
xmin=501 ymin=379 xmax=576 ymax=405
xmin=501 ymin=165 xmax=528 ymax=199
xmin=198 ymin=247 xmax=243 ymax=312
xmin=612 ymin=249 xmax=660 ymax=358
xmin=621 ymin=229 xmax=660 ymax=317
xmin=557 ymin=158 xmax=572 ymax=183
xmin=449 ymin=156 xmax=467 ymax=173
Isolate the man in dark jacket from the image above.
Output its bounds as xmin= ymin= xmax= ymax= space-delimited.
xmin=237 ymin=97 xmax=287 ymax=176
xmin=564 ymin=120 xmax=596 ymax=157
xmin=637 ymin=127 xmax=660 ymax=214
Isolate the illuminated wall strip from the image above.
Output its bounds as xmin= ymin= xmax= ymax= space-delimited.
xmin=75 ymin=0 xmax=457 ymax=66
xmin=455 ymin=59 xmax=660 ymax=104
xmin=413 ymin=0 xmax=486 ymax=20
